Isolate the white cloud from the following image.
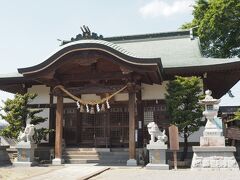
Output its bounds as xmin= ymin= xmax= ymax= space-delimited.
xmin=139 ymin=0 xmax=194 ymax=18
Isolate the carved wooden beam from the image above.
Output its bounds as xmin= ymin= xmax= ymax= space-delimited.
xmin=58 ymin=72 xmax=127 ymax=82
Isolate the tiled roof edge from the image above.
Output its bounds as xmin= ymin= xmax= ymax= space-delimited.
xmin=104 ymin=30 xmax=190 ymax=42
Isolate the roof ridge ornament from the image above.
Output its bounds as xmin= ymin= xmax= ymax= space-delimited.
xmin=59 ymin=25 xmax=104 ymax=46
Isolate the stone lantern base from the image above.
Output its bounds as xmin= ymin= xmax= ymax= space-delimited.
xmin=191 ymin=146 xmax=239 ymax=170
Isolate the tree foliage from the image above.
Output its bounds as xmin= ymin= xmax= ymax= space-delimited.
xmin=233 ymin=109 xmax=240 ymax=121
xmin=0 ymin=93 xmax=53 ymax=143
xmin=165 ymin=76 xmax=204 ymax=160
xmin=181 ymin=0 xmax=240 ymax=58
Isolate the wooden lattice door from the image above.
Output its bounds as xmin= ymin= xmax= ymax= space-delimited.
xmin=109 ymin=105 xmax=129 ymax=147
xmin=64 ymin=107 xmax=78 ymax=145
xmin=79 ymin=112 xmax=109 ymax=147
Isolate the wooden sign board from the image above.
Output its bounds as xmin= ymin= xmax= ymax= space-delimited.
xmin=168 ymin=125 xmax=179 ymax=151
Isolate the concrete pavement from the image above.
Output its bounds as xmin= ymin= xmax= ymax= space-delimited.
xmin=91 ymin=167 xmax=240 ymax=180
xmin=26 ymin=164 xmax=109 ymax=180
xmin=1 ymin=164 xmax=239 ymax=180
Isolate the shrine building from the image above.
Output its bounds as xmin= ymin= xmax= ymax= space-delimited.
xmin=0 ymin=28 xmax=239 ymax=165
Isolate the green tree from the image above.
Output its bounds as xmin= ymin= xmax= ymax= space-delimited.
xmin=181 ymin=0 xmax=240 ymax=58
xmin=0 ymin=93 xmax=53 ymax=144
xmin=165 ymin=76 xmax=204 ymax=161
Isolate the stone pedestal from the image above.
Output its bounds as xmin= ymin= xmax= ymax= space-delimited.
xmin=13 ymin=141 xmax=37 ymax=167
xmin=52 ymin=158 xmax=64 ymax=165
xmin=126 ymin=159 xmax=137 ymax=166
xmin=0 ymin=145 xmax=11 ymax=166
xmin=191 ymin=146 xmax=239 ymax=170
xmin=146 ymin=143 xmax=169 ymax=170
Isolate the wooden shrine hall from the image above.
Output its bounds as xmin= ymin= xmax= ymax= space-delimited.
xmin=0 ymin=27 xmax=240 ymax=165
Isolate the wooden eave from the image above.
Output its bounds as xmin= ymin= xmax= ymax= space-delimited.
xmin=0 ymin=77 xmax=40 ymax=94
xmin=164 ymin=62 xmax=240 ymax=98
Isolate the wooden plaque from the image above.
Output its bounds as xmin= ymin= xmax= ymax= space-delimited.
xmin=168 ymin=125 xmax=179 ymax=151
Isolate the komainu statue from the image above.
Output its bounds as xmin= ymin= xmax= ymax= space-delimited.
xmin=18 ymin=124 xmax=35 ymax=143
xmin=147 ymin=122 xmax=168 ymax=144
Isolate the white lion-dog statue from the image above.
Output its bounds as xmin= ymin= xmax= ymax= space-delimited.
xmin=18 ymin=124 xmax=35 ymax=142
xmin=147 ymin=122 xmax=168 ymax=144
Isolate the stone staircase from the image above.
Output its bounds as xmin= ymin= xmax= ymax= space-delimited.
xmin=63 ymin=148 xmax=128 ymax=165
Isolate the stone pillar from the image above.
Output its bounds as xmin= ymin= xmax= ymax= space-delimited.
xmin=52 ymin=96 xmax=63 ymax=165
xmin=127 ymin=83 xmax=137 ymax=166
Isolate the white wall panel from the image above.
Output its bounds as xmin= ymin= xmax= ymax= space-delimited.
xmin=142 ymin=81 xmax=168 ymax=100
xmin=28 ymin=85 xmax=50 ymax=104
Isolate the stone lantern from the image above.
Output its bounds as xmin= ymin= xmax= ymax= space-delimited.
xmin=191 ymin=90 xmax=239 ymax=170
xmin=199 ymin=90 xmax=224 ymax=146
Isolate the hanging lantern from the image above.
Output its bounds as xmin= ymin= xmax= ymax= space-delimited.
xmin=86 ymin=104 xmax=89 ymax=113
xmin=101 ymin=104 xmax=106 ymax=112
xmin=106 ymin=99 xmax=110 ymax=109
xmin=90 ymin=106 xmax=95 ymax=114
xmin=76 ymin=101 xmax=80 ymax=109
xmin=80 ymin=105 xmax=85 ymax=113
xmin=96 ymin=104 xmax=100 ymax=112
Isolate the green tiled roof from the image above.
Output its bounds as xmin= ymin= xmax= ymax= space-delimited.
xmin=112 ymin=35 xmax=203 ymax=68
xmin=108 ymin=30 xmax=240 ymax=68
xmin=58 ymin=39 xmax=139 ymax=58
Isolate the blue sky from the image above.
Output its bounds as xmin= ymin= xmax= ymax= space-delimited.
xmin=0 ymin=0 xmax=239 ymax=106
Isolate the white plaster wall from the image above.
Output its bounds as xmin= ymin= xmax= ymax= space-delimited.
xmin=63 ymin=98 xmax=75 ymax=103
xmin=28 ymin=85 xmax=50 ymax=104
xmin=114 ymin=93 xmax=128 ymax=101
xmin=142 ymin=81 xmax=168 ymax=100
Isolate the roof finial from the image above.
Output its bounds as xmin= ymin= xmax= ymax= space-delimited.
xmin=59 ymin=25 xmax=104 ymax=46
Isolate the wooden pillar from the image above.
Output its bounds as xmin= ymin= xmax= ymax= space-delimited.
xmin=136 ymin=89 xmax=143 ymax=148
xmin=127 ymin=83 xmax=137 ymax=166
xmin=49 ymin=87 xmax=54 ymax=145
xmin=52 ymin=96 xmax=63 ymax=165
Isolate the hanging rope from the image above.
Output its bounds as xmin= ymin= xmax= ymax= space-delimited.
xmin=54 ymin=85 xmax=127 ymax=105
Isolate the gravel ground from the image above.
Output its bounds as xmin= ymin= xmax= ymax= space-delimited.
xmin=91 ymin=167 xmax=240 ymax=180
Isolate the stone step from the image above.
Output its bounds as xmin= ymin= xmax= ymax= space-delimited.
xmin=64 ymin=159 xmax=100 ymax=164
xmin=63 ymin=151 xmax=99 ymax=155
xmin=62 ymin=154 xmax=99 ymax=160
xmin=63 ymin=148 xmax=129 ymax=164
xmin=64 ymin=148 xmax=97 ymax=151
xmin=110 ymin=148 xmax=129 ymax=152
xmin=64 ymin=158 xmax=127 ymax=165
xmin=100 ymin=152 xmax=128 ymax=155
